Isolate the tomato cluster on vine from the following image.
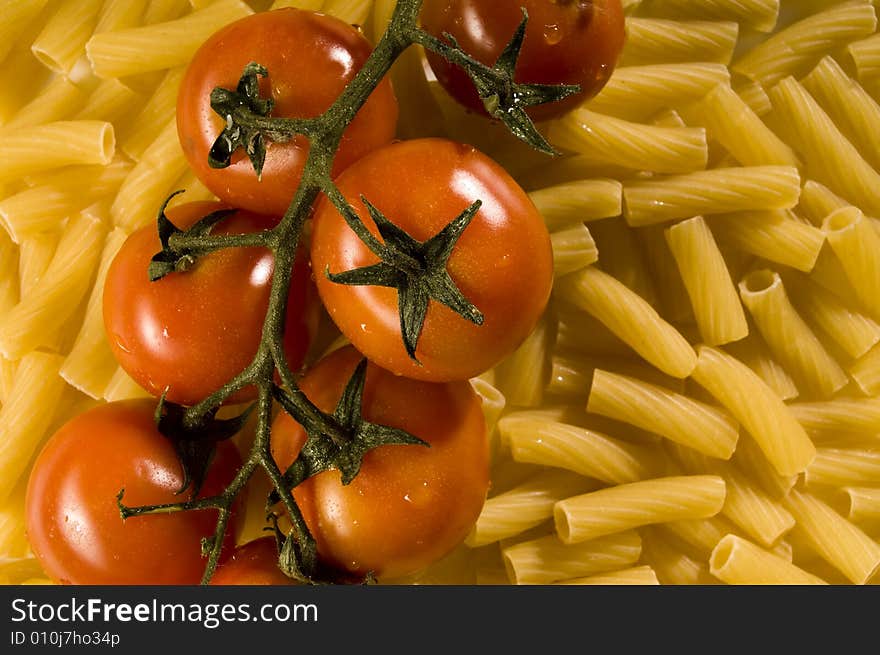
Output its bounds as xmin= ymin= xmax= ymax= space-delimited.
xmin=24 ymin=1 xmax=624 ymax=586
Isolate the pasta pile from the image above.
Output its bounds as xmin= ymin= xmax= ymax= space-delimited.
xmin=2 ymin=0 xmax=880 ymax=585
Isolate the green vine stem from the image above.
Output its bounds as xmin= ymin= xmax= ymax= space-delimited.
xmin=118 ymin=0 xmax=575 ymax=585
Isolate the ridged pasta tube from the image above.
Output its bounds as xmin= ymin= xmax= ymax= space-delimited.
xmin=784 ymin=490 xmax=880 ymax=584
xmin=665 ymin=215 xmax=748 ymax=345
xmin=621 ymin=18 xmax=738 ymax=66
xmin=733 ymin=1 xmax=876 ymax=86
xmin=502 ymin=531 xmax=642 ymax=585
xmin=554 ymin=475 xmax=726 ymax=544
xmin=548 ymin=108 xmax=708 ymax=174
xmin=739 ymin=270 xmax=847 ymax=398
xmin=587 ymin=369 xmax=739 ymax=458
xmin=623 ymin=167 xmax=801 ymax=226
xmin=556 ymin=266 xmax=696 ymax=377
xmin=710 ymin=535 xmax=826 ymax=584
xmin=690 ymin=346 xmax=815 ymax=476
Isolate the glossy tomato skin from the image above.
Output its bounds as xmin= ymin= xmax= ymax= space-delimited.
xmin=210 ymin=538 xmax=297 ymax=585
xmin=177 ymin=8 xmax=399 ymax=216
xmin=310 ymin=138 xmax=553 ymax=381
xmin=271 ymin=346 xmax=489 ymax=580
xmin=103 ymin=201 xmax=317 ymax=406
xmin=421 ymin=0 xmax=625 ymax=121
xmin=25 ymin=400 xmax=241 ymax=585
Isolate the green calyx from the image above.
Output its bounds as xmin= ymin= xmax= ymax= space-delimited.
xmin=415 ymin=8 xmax=580 ymax=155
xmin=326 ymin=197 xmax=484 ymax=361
xmin=325 ymin=196 xmax=483 ymax=361
xmin=208 ymin=62 xmax=275 ymax=177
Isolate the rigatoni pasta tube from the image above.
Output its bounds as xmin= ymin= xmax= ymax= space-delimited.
xmin=548 ymin=108 xmax=708 ymax=174
xmin=623 ymin=166 xmax=800 ymax=226
xmin=60 ymin=228 xmax=129 ymax=399
xmin=710 ymin=535 xmax=826 ymax=585
xmin=847 ymin=32 xmax=880 ymax=81
xmin=1 ymin=76 xmax=87 ymax=131
xmin=587 ymin=369 xmax=739 ymax=459
xmin=716 ymin=462 xmax=795 ymax=548
xmin=732 ymin=434 xmax=797 ymax=499
xmin=798 ymin=180 xmax=848 ymax=226
xmin=556 ymin=566 xmax=660 ymax=586
xmin=770 ymin=76 xmax=880 ymax=216
xmin=550 ymin=224 xmax=597 ymax=277
xmin=698 ymin=83 xmax=799 ymax=168
xmin=30 ymin=0 xmax=102 ymax=74
xmin=640 ymin=528 xmax=717 ymax=585
xmin=0 ymin=121 xmax=114 ymax=183
xmin=843 ymin=487 xmax=880 ymax=524
xmin=784 ymin=490 xmax=880 ymax=585
xmin=641 ymin=0 xmax=779 ymax=32
xmin=553 ymin=475 xmax=726 ymax=544
xmin=121 ymin=67 xmax=184 ymax=161
xmin=0 ymin=352 xmax=67 ymax=503
xmin=732 ymin=1 xmax=876 ymax=86
xmin=789 ymin=397 xmax=880 ymax=434
xmin=822 ymin=206 xmax=880 ymax=320
xmin=665 ymin=215 xmax=748 ymax=345
xmin=636 ymin=225 xmax=694 ymax=324
xmin=502 ymin=531 xmax=642 ymax=585
xmin=588 ymin=63 xmax=730 ymax=121
xmin=0 ymin=486 xmax=30 ymax=561
xmin=466 ymin=471 xmax=594 ymax=548
xmin=738 ymin=270 xmax=847 ymax=398
xmin=86 ymin=0 xmax=253 ymax=79
xmin=111 ymin=118 xmax=188 ymax=231
xmin=804 ymin=449 xmax=880 ymax=489
xmin=786 ymin=272 xmax=880 ymax=360
xmin=0 ymin=0 xmax=47 ymax=66
xmin=555 ymin=266 xmax=696 ymax=378
xmin=849 ymin=343 xmax=880 ymax=395
xmin=662 ymin=515 xmax=741 ymax=558
xmin=591 ymin=217 xmax=658 ymax=307
xmin=492 ymin=314 xmax=551 ymax=409
xmin=690 ymin=346 xmax=815 ymax=476
xmin=502 ymin=418 xmax=658 ymax=485
xmin=620 ymin=18 xmax=738 ymax=66
xmin=803 ymin=56 xmax=880 ymax=171
xmin=0 ymin=159 xmax=131 ymax=242
xmin=0 ymin=212 xmax=106 ymax=359
xmin=528 ymin=179 xmax=622 ymax=230
xmin=708 ymin=210 xmax=824 ymax=272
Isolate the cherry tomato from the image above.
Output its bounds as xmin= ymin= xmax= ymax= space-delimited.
xmin=103 ymin=201 xmax=318 ymax=406
xmin=177 ymin=8 xmax=399 ymax=216
xmin=421 ymin=0 xmax=626 ymax=121
xmin=271 ymin=346 xmax=489 ymax=580
xmin=310 ymin=138 xmax=553 ymax=381
xmin=210 ymin=538 xmax=297 ymax=585
xmin=25 ymin=400 xmax=241 ymax=585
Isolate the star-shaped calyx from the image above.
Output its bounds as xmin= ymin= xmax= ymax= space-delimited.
xmin=326 ymin=196 xmax=485 ymax=362
xmin=208 ymin=62 xmax=275 ymax=177
xmin=457 ymin=9 xmax=580 ymax=155
xmin=272 ymin=358 xmax=428 ymax=492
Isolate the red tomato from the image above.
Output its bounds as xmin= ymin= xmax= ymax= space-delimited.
xmin=177 ymin=8 xmax=399 ymax=216
xmin=103 ymin=201 xmax=318 ymax=406
xmin=271 ymin=346 xmax=489 ymax=580
xmin=421 ymin=0 xmax=626 ymax=120
xmin=25 ymin=400 xmax=241 ymax=585
xmin=210 ymin=538 xmax=297 ymax=585
xmin=310 ymin=138 xmax=553 ymax=381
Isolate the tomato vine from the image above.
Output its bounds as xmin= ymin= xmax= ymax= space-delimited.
xmin=117 ymin=0 xmax=577 ymax=585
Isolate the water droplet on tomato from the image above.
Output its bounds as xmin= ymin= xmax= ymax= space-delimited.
xmin=543 ymin=24 xmax=562 ymax=45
